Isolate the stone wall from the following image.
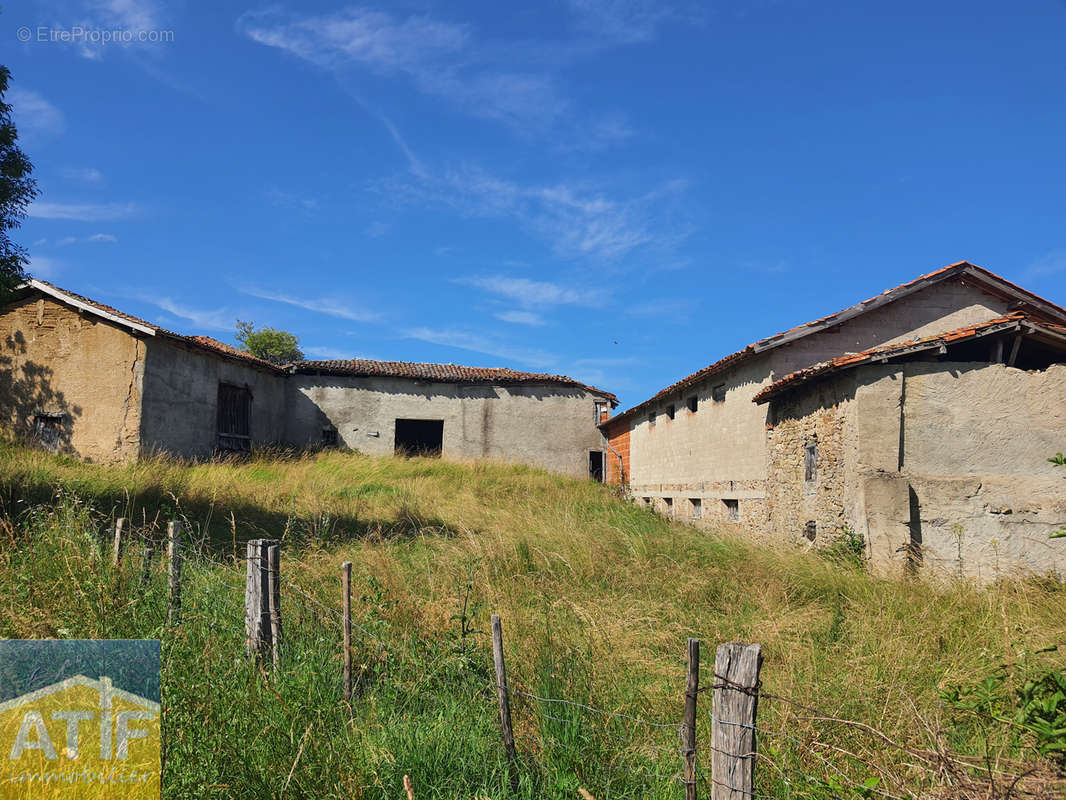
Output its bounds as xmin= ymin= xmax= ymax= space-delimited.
xmin=0 ymin=295 xmax=144 ymax=462
xmin=286 ymin=375 xmax=607 ymax=478
xmin=765 ymin=361 xmax=1066 ymax=581
xmin=139 ymin=337 xmax=288 ymax=457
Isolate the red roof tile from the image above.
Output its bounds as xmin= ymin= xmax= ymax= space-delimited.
xmin=752 ymin=312 xmax=1066 ymax=402
xmin=602 ymin=261 xmax=1066 ymax=427
xmin=291 ymin=358 xmax=618 ymax=402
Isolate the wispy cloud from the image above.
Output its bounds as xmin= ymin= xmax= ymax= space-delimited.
xmin=28 ymin=201 xmax=140 ymax=222
xmin=26 ymin=255 xmax=61 ymax=280
xmin=150 ymin=298 xmax=233 ymax=332
xmin=63 ymin=0 xmax=168 ymax=60
xmin=241 ymin=287 xmax=381 ymax=322
xmin=364 ymin=221 xmax=389 ymax=238
xmin=302 ymin=345 xmax=369 ymax=360
xmin=390 ymin=165 xmax=687 ymax=262
xmin=60 ymin=167 xmax=104 ymax=184
xmin=9 ymin=88 xmax=65 ymax=137
xmin=495 ymin=310 xmax=547 ymax=326
xmin=1023 ymin=251 xmax=1066 ymax=281
xmin=566 ymin=0 xmax=679 ymax=44
xmin=461 ymin=275 xmax=606 ymax=307
xmin=404 ymin=327 xmax=557 ymax=368
xmin=266 ymin=186 xmax=318 ymax=213
xmin=50 ymin=233 xmax=119 ymax=247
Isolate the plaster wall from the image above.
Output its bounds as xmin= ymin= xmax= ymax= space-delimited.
xmin=139 ymin=338 xmax=288 ymax=457
xmin=286 ymin=376 xmax=606 ymax=478
xmin=0 ymin=296 xmax=144 ymax=462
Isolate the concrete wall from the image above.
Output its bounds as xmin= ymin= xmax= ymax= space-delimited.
xmin=623 ymin=277 xmax=1013 ymax=530
xmin=286 ymin=375 xmax=606 ymax=477
xmin=139 ymin=337 xmax=288 ymax=457
xmin=0 ymin=295 xmax=144 ymax=462
xmin=766 ymin=362 xmax=1066 ymax=581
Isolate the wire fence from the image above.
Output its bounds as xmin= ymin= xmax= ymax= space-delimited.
xmin=99 ymin=515 xmax=1062 ymax=800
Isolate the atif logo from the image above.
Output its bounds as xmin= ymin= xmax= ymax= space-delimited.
xmin=0 ymin=641 xmax=160 ymax=799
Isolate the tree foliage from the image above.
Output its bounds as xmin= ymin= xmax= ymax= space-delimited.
xmin=234 ymin=320 xmax=303 ymax=365
xmin=0 ymin=65 xmax=39 ymax=301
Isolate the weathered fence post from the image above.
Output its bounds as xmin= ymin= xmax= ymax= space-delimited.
xmin=166 ymin=521 xmax=182 ymax=625
xmin=683 ymin=637 xmax=700 ymax=800
xmin=245 ymin=538 xmax=280 ymax=665
xmin=711 ymin=642 xmax=762 ymax=800
xmin=491 ymin=614 xmax=518 ymax=791
xmin=112 ymin=518 xmax=126 ymax=567
xmin=341 ymin=561 xmax=353 ymax=703
xmin=267 ymin=544 xmax=282 ymax=669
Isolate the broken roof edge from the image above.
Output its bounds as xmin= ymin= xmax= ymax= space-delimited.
xmin=287 ymin=358 xmax=619 ymax=405
xmin=752 ymin=312 xmax=1066 ymax=403
xmin=601 ymin=261 xmax=1066 ymax=428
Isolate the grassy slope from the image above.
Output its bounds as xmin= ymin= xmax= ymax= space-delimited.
xmin=0 ymin=442 xmax=1063 ymax=799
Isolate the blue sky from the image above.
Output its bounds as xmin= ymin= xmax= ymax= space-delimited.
xmin=6 ymin=0 xmax=1066 ymax=408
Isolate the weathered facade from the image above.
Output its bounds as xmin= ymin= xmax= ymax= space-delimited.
xmin=605 ymin=262 xmax=1066 ymax=580
xmin=0 ymin=281 xmax=616 ymax=477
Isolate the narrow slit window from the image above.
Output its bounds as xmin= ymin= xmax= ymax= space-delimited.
xmin=723 ymin=498 xmax=739 ymax=520
xmin=687 ymin=395 xmax=698 ymax=413
xmin=666 ymin=404 xmax=675 ymax=420
xmin=804 ymin=442 xmax=818 ymax=483
xmin=663 ymin=497 xmax=674 ymax=516
xmin=690 ymin=498 xmax=702 ymax=519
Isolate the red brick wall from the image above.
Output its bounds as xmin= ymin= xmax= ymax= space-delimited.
xmin=603 ymin=417 xmax=630 ymax=486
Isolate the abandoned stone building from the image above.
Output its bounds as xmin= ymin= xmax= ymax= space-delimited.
xmin=602 ymin=261 xmax=1066 ymax=580
xmin=0 ymin=280 xmax=617 ymax=478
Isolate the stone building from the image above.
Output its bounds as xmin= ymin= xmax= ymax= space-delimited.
xmin=602 ymin=262 xmax=1066 ymax=579
xmin=0 ymin=280 xmax=616 ymax=478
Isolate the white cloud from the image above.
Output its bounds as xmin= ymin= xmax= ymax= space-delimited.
xmin=239 ymin=7 xmax=569 ymax=133
xmin=495 ymin=310 xmax=546 ymax=326
xmin=44 ymin=233 xmax=118 ymax=247
xmin=391 ymin=164 xmax=687 ymax=262
xmin=66 ymin=0 xmax=168 ymax=60
xmin=88 ymin=233 xmax=118 ymax=243
xmin=404 ymin=327 xmax=557 ymax=368
xmin=462 ymin=275 xmax=605 ymax=307
xmin=8 ymin=88 xmax=65 ymax=137
xmin=55 ymin=236 xmax=79 ymax=247
xmin=302 ymin=345 xmax=370 ymax=360
xmin=240 ymin=287 xmax=381 ymax=322
xmin=60 ymin=167 xmax=104 ymax=183
xmin=266 ymin=186 xmax=318 ymax=213
xmin=150 ymin=298 xmax=232 ymax=332
xmin=1023 ymin=251 xmax=1066 ymax=281
xmin=364 ymin=221 xmax=389 ymax=238
xmin=27 ymin=201 xmax=139 ymax=222
xmin=566 ymin=0 xmax=699 ymax=44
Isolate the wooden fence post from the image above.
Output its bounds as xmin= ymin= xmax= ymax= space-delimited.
xmin=267 ymin=544 xmax=282 ymax=669
xmin=112 ymin=518 xmax=126 ymax=567
xmin=341 ymin=561 xmax=353 ymax=703
xmin=683 ymin=637 xmax=700 ymax=800
xmin=167 ymin=521 xmax=182 ymax=625
xmin=245 ymin=538 xmax=279 ymax=664
xmin=491 ymin=614 xmax=518 ymax=791
xmin=711 ymin=642 xmax=762 ymax=800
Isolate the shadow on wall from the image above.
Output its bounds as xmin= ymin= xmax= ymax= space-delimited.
xmin=0 ymin=331 xmax=82 ymax=455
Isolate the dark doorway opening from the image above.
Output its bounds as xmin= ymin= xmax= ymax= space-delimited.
xmin=589 ymin=450 xmax=604 ymax=482
xmin=217 ymin=383 xmax=251 ymax=454
xmin=394 ymin=419 xmax=443 ymax=457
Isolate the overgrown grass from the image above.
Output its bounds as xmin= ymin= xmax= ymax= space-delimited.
xmin=0 ymin=441 xmax=1063 ymax=798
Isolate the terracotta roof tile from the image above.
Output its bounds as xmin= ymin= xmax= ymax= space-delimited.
xmin=187 ymin=336 xmax=285 ymax=371
xmin=290 ymin=358 xmax=618 ymax=402
xmin=752 ymin=312 xmax=1066 ymax=402
xmin=602 ymin=261 xmax=1066 ymax=427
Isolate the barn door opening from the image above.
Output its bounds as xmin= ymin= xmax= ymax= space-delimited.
xmin=394 ymin=419 xmax=443 ymax=457
xmin=217 ymin=383 xmax=251 ymax=454
xmin=589 ymin=450 xmax=604 ymax=482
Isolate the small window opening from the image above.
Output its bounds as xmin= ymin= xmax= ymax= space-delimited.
xmin=321 ymin=428 xmax=338 ymax=447
xmin=723 ymin=498 xmax=739 ymax=520
xmin=687 ymin=395 xmax=698 ymax=413
xmin=690 ymin=498 xmax=702 ymax=519
xmin=804 ymin=520 xmax=817 ymax=541
xmin=666 ymin=404 xmax=675 ymax=420
xmin=647 ymin=412 xmax=656 ymax=428
xmin=643 ymin=497 xmax=652 ymax=506
xmin=33 ymin=414 xmax=63 ymax=452
xmin=804 ymin=442 xmax=818 ymax=483
xmin=712 ymin=384 xmax=727 ymax=403
xmin=663 ymin=497 xmax=674 ymax=516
